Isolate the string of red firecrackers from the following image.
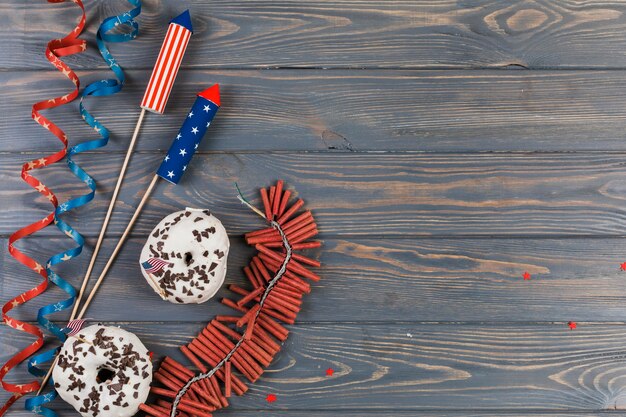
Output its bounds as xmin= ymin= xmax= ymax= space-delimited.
xmin=139 ymin=180 xmax=322 ymax=417
xmin=0 ymin=1 xmax=86 ymax=416
xmin=24 ymin=2 xmax=143 ymax=416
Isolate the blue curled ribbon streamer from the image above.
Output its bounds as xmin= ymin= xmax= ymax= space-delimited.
xmin=26 ymin=2 xmax=142 ymax=416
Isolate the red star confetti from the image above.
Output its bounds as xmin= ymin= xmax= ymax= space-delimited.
xmin=266 ymin=394 xmax=277 ymax=403
xmin=620 ymin=262 xmax=626 ymax=271
xmin=568 ymin=321 xmax=577 ymax=330
xmin=522 ymin=271 xmax=531 ymax=280
xmin=326 ymin=368 xmax=334 ymax=376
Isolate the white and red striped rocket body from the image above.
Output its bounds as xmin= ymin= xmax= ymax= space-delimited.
xmin=141 ymin=10 xmax=193 ymax=114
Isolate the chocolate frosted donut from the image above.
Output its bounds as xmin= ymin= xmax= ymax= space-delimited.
xmin=140 ymin=208 xmax=230 ymax=304
xmin=52 ymin=324 xmax=152 ymax=417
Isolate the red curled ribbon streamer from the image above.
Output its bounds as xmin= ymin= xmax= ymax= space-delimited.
xmin=0 ymin=1 xmax=86 ymax=414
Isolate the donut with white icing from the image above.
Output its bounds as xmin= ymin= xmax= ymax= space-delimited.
xmin=140 ymin=208 xmax=230 ymax=304
xmin=52 ymin=324 xmax=152 ymax=417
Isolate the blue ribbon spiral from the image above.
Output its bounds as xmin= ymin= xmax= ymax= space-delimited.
xmin=26 ymin=2 xmax=142 ymax=416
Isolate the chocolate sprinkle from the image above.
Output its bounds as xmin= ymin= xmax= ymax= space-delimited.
xmin=56 ymin=326 xmax=150 ymax=417
xmin=143 ymin=209 xmax=229 ymax=303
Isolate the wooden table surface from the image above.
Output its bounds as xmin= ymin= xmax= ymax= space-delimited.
xmin=4 ymin=0 xmax=626 ymax=415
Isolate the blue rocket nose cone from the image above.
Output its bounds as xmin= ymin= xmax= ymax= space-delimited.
xmin=170 ymin=9 xmax=193 ymax=32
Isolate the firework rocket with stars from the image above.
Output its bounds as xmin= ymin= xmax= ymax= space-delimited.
xmin=156 ymin=84 xmax=220 ymax=184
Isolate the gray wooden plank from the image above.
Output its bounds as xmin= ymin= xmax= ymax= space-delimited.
xmin=4 ymin=237 xmax=626 ymax=323
xmin=4 ymin=323 xmax=626 ymax=410
xmin=8 ymin=70 xmax=626 ymax=152
xmin=5 ymin=413 xmax=616 ymax=417
xmin=4 ymin=153 xmax=626 ymax=237
xmin=6 ymin=1 xmax=626 ymax=69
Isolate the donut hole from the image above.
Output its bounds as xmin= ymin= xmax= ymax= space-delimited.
xmin=96 ymin=367 xmax=115 ymax=384
xmin=184 ymin=252 xmax=193 ymax=266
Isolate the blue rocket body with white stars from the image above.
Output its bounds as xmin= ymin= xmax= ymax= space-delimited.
xmin=157 ymin=84 xmax=220 ymax=184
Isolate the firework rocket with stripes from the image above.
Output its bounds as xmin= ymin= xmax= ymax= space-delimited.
xmin=72 ymin=10 xmax=194 ymax=324
xmin=141 ymin=10 xmax=193 ymax=114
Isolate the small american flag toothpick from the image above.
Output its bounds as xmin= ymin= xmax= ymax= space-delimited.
xmin=142 ymin=257 xmax=172 ymax=274
xmin=63 ymin=318 xmax=89 ymax=336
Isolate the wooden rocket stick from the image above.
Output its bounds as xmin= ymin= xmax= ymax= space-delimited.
xmin=70 ymin=108 xmax=146 ymax=320
xmin=36 ymin=361 xmax=56 ymax=395
xmin=77 ymin=174 xmax=159 ymax=320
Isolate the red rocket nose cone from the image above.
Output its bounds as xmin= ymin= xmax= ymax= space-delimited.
xmin=198 ymin=84 xmax=220 ymax=107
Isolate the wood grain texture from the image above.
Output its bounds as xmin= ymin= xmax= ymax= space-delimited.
xmin=5 ymin=323 xmax=626 ymax=411
xmin=5 ymin=0 xmax=626 ymax=69
xmin=5 ymin=0 xmax=626 ymax=414
xmin=2 ymin=412 xmax=620 ymax=417
xmin=4 ymin=153 xmax=626 ymax=237
xmin=8 ymin=69 xmax=626 ymax=152
xmin=4 ymin=237 xmax=626 ymax=323
xmin=5 ymin=414 xmax=619 ymax=417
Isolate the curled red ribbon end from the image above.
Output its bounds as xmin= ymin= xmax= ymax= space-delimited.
xmin=0 ymin=0 xmax=86 ymax=414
